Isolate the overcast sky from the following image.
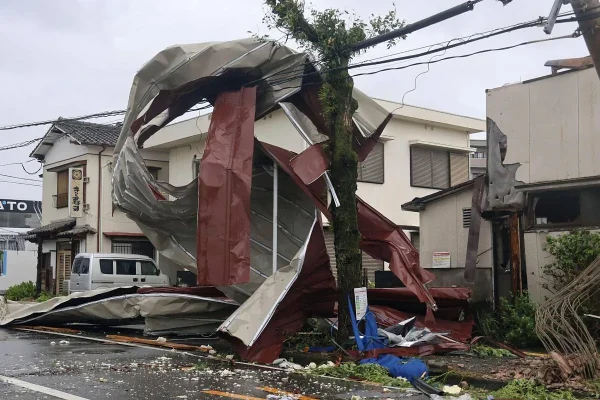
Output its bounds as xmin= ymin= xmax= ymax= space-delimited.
xmin=0 ymin=0 xmax=589 ymax=200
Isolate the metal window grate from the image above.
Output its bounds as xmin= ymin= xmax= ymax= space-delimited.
xmin=463 ymin=208 xmax=472 ymax=228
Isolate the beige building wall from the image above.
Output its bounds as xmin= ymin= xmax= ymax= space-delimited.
xmin=418 ymin=188 xmax=493 ymax=302
xmin=486 ymin=68 xmax=600 ymax=184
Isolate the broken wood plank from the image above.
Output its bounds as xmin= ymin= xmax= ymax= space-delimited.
xmin=105 ymin=335 xmax=204 ymax=351
xmin=17 ymin=326 xmax=82 ymax=335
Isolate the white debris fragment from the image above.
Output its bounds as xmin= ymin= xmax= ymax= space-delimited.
xmin=272 ymin=358 xmax=286 ymax=366
xmin=307 ymin=362 xmax=317 ymax=370
xmin=226 ymin=355 xmax=234 ymax=361
xmin=326 ymin=361 xmax=335 ymax=367
xmin=176 ymin=396 xmax=188 ymax=399
xmin=130 ymin=363 xmax=138 ymax=368
xmin=209 ymin=349 xmax=217 ymax=355
xmin=219 ymin=369 xmax=236 ymax=378
xmin=59 ymin=340 xmax=70 ymax=345
xmin=156 ymin=337 xmax=167 ymax=343
xmin=443 ymin=385 xmax=462 ymax=395
xmin=50 ymin=341 xmax=56 ymax=346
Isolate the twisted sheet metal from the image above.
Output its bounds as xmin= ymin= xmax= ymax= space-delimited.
xmin=535 ymin=256 xmax=600 ymax=379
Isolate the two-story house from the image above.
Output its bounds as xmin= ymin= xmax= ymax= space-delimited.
xmin=144 ymin=98 xmax=485 ymax=281
xmin=27 ymin=120 xmax=169 ymax=294
xmin=401 ymin=60 xmax=600 ymax=305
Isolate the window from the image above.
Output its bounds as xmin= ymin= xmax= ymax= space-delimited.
xmin=112 ymin=239 xmax=155 ymax=259
xmin=71 ymin=257 xmax=82 ymax=274
xmin=80 ymin=258 xmax=90 ymax=274
xmin=410 ymin=147 xmax=469 ymax=189
xmin=527 ymin=187 xmax=600 ymax=228
xmin=116 ymin=259 xmax=137 ymax=275
xmin=141 ymin=261 xmax=159 ymax=276
xmin=0 ymin=251 xmax=5 ymax=276
xmin=358 ymin=142 xmax=384 ymax=184
xmin=148 ymin=167 xmax=160 ymax=181
xmin=56 ymin=170 xmax=69 ymax=208
xmin=0 ymin=235 xmax=26 ymax=251
xmin=470 ymin=152 xmax=487 ymax=159
xmin=100 ymin=260 xmax=114 ymax=275
xmin=410 ymin=232 xmax=420 ymax=252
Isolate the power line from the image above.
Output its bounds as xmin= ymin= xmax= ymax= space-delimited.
xmin=0 ymin=172 xmax=43 ymax=183
xmin=0 ymin=159 xmax=36 ymax=167
xmin=0 ymin=110 xmax=126 ymax=132
xmin=256 ymin=32 xmax=578 ymax=96
xmin=0 ymin=179 xmax=42 ymax=188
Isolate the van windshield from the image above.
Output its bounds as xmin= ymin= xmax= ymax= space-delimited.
xmin=72 ymin=258 xmax=82 ymax=274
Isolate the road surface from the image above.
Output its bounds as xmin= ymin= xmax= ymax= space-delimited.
xmin=0 ymin=328 xmax=427 ymax=400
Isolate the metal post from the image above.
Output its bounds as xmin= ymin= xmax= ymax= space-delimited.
xmin=272 ymin=163 xmax=279 ymax=275
xmin=571 ymin=0 xmax=600 ymax=78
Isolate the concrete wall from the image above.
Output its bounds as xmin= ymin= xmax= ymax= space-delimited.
xmin=149 ymin=105 xmax=479 ymax=227
xmin=418 ymin=188 xmax=493 ymax=302
xmin=486 ymin=68 xmax=600 ymax=184
xmin=0 ymin=250 xmax=38 ymax=292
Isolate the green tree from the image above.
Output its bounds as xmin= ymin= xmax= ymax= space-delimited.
xmin=262 ymin=0 xmax=405 ymax=341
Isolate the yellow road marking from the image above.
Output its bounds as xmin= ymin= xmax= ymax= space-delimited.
xmin=258 ymin=386 xmax=318 ymax=400
xmin=202 ymin=390 xmax=264 ymax=400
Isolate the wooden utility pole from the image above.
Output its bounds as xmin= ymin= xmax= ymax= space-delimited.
xmin=571 ymin=0 xmax=600 ymax=78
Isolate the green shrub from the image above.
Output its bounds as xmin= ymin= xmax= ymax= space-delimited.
xmin=492 ymin=379 xmax=576 ymax=400
xmin=544 ymin=230 xmax=600 ymax=293
xmin=4 ymin=281 xmax=36 ymax=301
xmin=544 ymin=230 xmax=600 ymax=337
xmin=36 ymin=292 xmax=54 ymax=303
xmin=496 ymin=293 xmax=541 ymax=348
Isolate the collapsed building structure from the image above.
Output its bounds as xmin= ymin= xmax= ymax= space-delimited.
xmin=2 ymin=39 xmax=473 ymax=363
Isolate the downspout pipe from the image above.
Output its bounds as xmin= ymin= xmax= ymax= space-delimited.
xmin=97 ymin=146 xmax=107 ymax=252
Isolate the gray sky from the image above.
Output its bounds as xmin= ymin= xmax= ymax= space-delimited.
xmin=0 ymin=0 xmax=589 ymax=200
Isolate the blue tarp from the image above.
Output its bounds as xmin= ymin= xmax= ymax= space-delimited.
xmin=360 ymin=355 xmax=428 ymax=382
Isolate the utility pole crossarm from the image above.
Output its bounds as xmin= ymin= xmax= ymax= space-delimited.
xmin=351 ymin=0 xmax=483 ymax=52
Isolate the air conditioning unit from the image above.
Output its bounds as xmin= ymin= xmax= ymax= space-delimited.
xmin=83 ymin=177 xmax=90 ymax=183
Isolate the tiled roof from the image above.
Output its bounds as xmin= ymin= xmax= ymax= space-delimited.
xmin=54 ymin=119 xmax=121 ymax=147
xmin=56 ymin=225 xmax=97 ymax=238
xmin=25 ymin=218 xmax=76 ymax=237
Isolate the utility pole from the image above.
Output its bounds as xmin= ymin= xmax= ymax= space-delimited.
xmin=351 ymin=0 xmax=483 ymax=52
xmin=571 ymin=0 xmax=600 ymax=78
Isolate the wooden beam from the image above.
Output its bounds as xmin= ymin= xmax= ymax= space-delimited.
xmin=509 ymin=213 xmax=522 ymax=295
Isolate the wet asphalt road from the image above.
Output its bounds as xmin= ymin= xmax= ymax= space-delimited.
xmin=0 ymin=328 xmax=428 ymax=400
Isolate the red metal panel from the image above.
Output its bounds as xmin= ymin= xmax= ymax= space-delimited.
xmin=197 ymin=87 xmax=257 ymax=286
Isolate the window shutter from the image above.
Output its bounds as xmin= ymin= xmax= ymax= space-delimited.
xmin=431 ymin=150 xmax=450 ymax=189
xmin=463 ymin=208 xmax=472 ymax=228
xmin=358 ymin=142 xmax=384 ymax=183
xmin=362 ymin=250 xmax=384 ymax=284
xmin=411 ymin=147 xmax=432 ymax=187
xmin=450 ymin=153 xmax=469 ymax=186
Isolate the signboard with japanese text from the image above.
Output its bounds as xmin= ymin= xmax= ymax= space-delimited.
xmin=354 ymin=287 xmax=368 ymax=320
xmin=432 ymin=251 xmax=451 ymax=268
xmin=68 ymin=167 xmax=84 ymax=218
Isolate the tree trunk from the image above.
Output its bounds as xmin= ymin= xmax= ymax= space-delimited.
xmin=36 ymin=240 xmax=43 ymax=296
xmin=325 ymin=66 xmax=363 ymax=343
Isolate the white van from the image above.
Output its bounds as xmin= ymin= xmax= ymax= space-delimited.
xmin=69 ymin=253 xmax=170 ymax=293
